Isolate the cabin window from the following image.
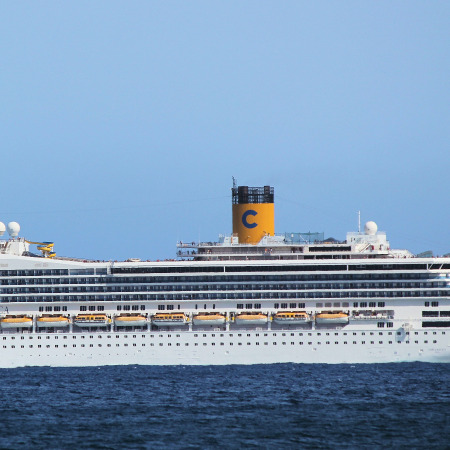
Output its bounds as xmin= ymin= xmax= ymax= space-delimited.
xmin=80 ymin=306 xmax=87 ymax=311
xmin=422 ymin=311 xmax=439 ymax=317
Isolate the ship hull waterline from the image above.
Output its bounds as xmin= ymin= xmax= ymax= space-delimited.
xmin=1 ymin=331 xmax=449 ymax=368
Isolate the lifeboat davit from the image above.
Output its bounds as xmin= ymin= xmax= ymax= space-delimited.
xmin=114 ymin=314 xmax=148 ymax=327
xmin=234 ymin=312 xmax=268 ymax=325
xmin=37 ymin=315 xmax=70 ymax=328
xmin=193 ymin=313 xmax=226 ymax=326
xmin=73 ymin=314 xmax=111 ymax=328
xmin=273 ymin=311 xmax=310 ymax=324
xmin=152 ymin=313 xmax=188 ymax=327
xmin=315 ymin=312 xmax=349 ymax=325
xmin=0 ymin=315 xmax=33 ymax=329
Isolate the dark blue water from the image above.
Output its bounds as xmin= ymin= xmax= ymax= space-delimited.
xmin=0 ymin=363 xmax=448 ymax=449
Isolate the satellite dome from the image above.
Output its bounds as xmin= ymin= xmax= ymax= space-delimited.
xmin=364 ymin=221 xmax=378 ymax=235
xmin=7 ymin=222 xmax=20 ymax=238
xmin=0 ymin=222 xmax=5 ymax=236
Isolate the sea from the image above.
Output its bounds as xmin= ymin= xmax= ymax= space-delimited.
xmin=0 ymin=363 xmax=448 ymax=449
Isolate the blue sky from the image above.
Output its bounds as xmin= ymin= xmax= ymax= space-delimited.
xmin=1 ymin=1 xmax=449 ymax=260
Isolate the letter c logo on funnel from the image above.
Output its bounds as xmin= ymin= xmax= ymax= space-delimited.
xmin=242 ymin=210 xmax=258 ymax=229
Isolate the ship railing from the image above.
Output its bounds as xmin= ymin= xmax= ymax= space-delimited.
xmin=177 ymin=249 xmax=318 ymax=257
xmin=177 ymin=250 xmax=198 ymax=257
xmin=351 ymin=313 xmax=394 ymax=320
xmin=177 ymin=242 xmax=199 ymax=248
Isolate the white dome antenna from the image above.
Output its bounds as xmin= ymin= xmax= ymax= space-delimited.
xmin=364 ymin=221 xmax=378 ymax=235
xmin=0 ymin=222 xmax=5 ymax=236
xmin=7 ymin=222 xmax=20 ymax=238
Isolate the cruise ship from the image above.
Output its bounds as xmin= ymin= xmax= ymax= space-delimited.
xmin=0 ymin=184 xmax=449 ymax=367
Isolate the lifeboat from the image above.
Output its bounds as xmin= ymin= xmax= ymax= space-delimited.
xmin=152 ymin=313 xmax=188 ymax=327
xmin=234 ymin=312 xmax=268 ymax=325
xmin=315 ymin=311 xmax=349 ymax=325
xmin=37 ymin=315 xmax=70 ymax=328
xmin=273 ymin=311 xmax=310 ymax=325
xmin=114 ymin=314 xmax=148 ymax=327
xmin=73 ymin=314 xmax=111 ymax=328
xmin=0 ymin=315 xmax=33 ymax=329
xmin=193 ymin=313 xmax=226 ymax=326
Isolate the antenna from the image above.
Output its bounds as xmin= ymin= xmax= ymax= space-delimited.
xmin=358 ymin=211 xmax=361 ymax=233
xmin=232 ymin=176 xmax=237 ymax=190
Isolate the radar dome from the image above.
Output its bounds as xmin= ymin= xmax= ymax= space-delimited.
xmin=364 ymin=221 xmax=378 ymax=235
xmin=0 ymin=222 xmax=5 ymax=236
xmin=7 ymin=222 xmax=20 ymax=238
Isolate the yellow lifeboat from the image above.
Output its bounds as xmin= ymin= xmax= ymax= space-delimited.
xmin=273 ymin=311 xmax=310 ymax=325
xmin=152 ymin=313 xmax=188 ymax=327
xmin=114 ymin=314 xmax=148 ymax=327
xmin=234 ymin=312 xmax=268 ymax=325
xmin=315 ymin=311 xmax=349 ymax=325
xmin=193 ymin=313 xmax=226 ymax=326
xmin=73 ymin=314 xmax=111 ymax=328
xmin=37 ymin=315 xmax=70 ymax=328
xmin=0 ymin=315 xmax=33 ymax=329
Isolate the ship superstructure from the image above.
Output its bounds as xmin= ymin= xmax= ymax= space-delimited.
xmin=0 ymin=186 xmax=449 ymax=367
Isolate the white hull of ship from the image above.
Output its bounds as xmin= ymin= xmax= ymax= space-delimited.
xmin=0 ymin=330 xmax=449 ymax=368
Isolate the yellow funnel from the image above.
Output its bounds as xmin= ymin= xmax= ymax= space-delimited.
xmin=232 ymin=185 xmax=274 ymax=244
